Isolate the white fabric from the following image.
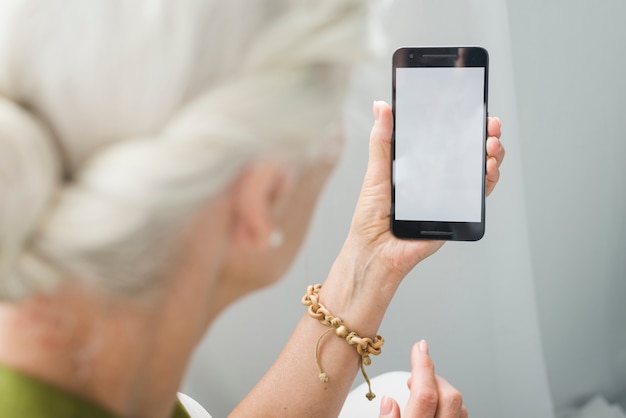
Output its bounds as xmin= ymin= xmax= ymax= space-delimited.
xmin=178 ymin=393 xmax=213 ymax=418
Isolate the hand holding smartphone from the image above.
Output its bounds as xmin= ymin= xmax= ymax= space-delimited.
xmin=391 ymin=46 xmax=489 ymax=241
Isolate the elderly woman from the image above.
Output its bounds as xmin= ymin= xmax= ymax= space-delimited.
xmin=0 ymin=1 xmax=504 ymax=417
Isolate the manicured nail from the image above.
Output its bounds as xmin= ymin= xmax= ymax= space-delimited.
xmin=380 ymin=396 xmax=393 ymax=415
xmin=418 ymin=339 xmax=429 ymax=355
xmin=373 ymin=100 xmax=381 ymax=121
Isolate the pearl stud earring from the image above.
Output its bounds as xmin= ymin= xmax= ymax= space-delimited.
xmin=269 ymin=229 xmax=284 ymax=248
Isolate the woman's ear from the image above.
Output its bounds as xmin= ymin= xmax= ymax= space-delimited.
xmin=228 ymin=161 xmax=293 ymax=250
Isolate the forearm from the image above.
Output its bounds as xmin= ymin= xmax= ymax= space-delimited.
xmin=230 ymin=240 xmax=401 ymax=417
xmin=230 ymin=101 xmax=504 ymax=417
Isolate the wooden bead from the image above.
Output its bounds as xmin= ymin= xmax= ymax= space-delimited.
xmin=335 ymin=325 xmax=348 ymax=338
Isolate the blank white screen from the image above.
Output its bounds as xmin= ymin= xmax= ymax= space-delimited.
xmin=395 ymin=67 xmax=485 ymax=222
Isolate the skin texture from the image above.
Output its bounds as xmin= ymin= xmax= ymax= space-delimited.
xmin=231 ymin=101 xmax=503 ymax=417
xmin=0 ymin=101 xmax=504 ymax=418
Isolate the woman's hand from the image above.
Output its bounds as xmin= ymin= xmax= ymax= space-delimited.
xmin=235 ymin=102 xmax=500 ymax=418
xmin=379 ymin=341 xmax=468 ymax=418
xmin=345 ymin=101 xmax=504 ymax=282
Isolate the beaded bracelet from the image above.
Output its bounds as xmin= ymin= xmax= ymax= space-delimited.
xmin=302 ymin=284 xmax=384 ymax=401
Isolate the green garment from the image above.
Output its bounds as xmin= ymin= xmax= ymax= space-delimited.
xmin=0 ymin=364 xmax=191 ymax=418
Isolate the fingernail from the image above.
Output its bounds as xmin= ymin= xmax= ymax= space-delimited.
xmin=380 ymin=396 xmax=393 ymax=416
xmin=418 ymin=339 xmax=429 ymax=355
xmin=373 ymin=100 xmax=381 ymax=121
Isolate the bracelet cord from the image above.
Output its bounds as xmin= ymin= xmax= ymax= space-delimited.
xmin=302 ymin=284 xmax=384 ymax=401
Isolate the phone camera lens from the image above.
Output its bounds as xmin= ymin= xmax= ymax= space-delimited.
xmin=409 ymin=53 xmax=414 ymax=59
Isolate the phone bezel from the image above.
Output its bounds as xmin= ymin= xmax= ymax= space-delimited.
xmin=391 ymin=46 xmax=489 ymax=241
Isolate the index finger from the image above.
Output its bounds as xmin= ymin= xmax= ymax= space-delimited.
xmin=404 ymin=341 xmax=439 ymax=417
xmin=487 ymin=116 xmax=501 ymax=138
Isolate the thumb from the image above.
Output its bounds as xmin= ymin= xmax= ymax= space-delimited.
xmin=364 ymin=100 xmax=393 ymax=189
xmin=379 ymin=395 xmax=401 ymax=418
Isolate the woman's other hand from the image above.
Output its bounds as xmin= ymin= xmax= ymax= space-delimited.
xmin=379 ymin=341 xmax=468 ymax=418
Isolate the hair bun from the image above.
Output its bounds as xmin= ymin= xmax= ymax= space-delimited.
xmin=0 ymin=0 xmax=382 ymax=299
xmin=0 ymin=97 xmax=62 ymax=300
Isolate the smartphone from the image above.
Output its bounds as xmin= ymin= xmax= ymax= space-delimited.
xmin=391 ymin=46 xmax=489 ymax=241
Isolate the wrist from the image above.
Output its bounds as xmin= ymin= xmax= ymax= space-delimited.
xmin=302 ymin=284 xmax=384 ymax=401
xmin=317 ymin=239 xmax=400 ymax=337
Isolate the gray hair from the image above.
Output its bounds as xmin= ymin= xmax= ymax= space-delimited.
xmin=0 ymin=0 xmax=381 ymax=300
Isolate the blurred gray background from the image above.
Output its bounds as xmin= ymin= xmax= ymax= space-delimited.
xmin=183 ymin=0 xmax=626 ymax=416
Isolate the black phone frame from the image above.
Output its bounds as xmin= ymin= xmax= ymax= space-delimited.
xmin=391 ymin=46 xmax=489 ymax=241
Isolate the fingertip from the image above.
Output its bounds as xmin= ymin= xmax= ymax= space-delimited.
xmin=369 ymin=100 xmax=393 ymax=146
xmin=486 ymin=157 xmax=499 ymax=180
xmin=418 ymin=339 xmax=429 ymax=354
xmin=373 ymin=100 xmax=392 ymax=118
xmin=379 ymin=395 xmax=401 ymax=418
xmin=411 ymin=340 xmax=433 ymax=370
xmin=489 ymin=116 xmax=501 ymax=127
xmin=373 ymin=100 xmax=381 ymax=121
xmin=488 ymin=116 xmax=502 ymax=137
xmin=487 ymin=156 xmax=499 ymax=175
xmin=486 ymin=135 xmax=501 ymax=157
xmin=380 ymin=395 xmax=393 ymax=416
xmin=485 ymin=158 xmax=500 ymax=197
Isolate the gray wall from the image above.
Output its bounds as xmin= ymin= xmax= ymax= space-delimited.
xmin=183 ymin=1 xmax=626 ymax=416
xmin=508 ymin=0 xmax=626 ymax=412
